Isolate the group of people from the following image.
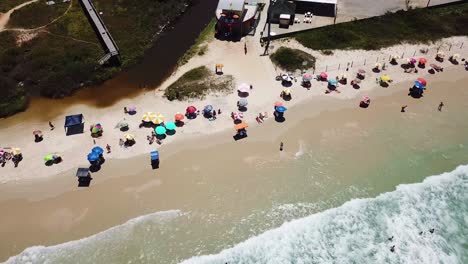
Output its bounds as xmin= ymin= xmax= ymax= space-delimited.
xmin=0 ymin=151 xmax=22 ymax=168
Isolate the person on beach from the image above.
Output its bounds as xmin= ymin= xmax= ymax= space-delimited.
xmin=93 ymin=139 xmax=96 ymax=145
xmin=49 ymin=121 xmax=55 ymax=130
xmin=119 ymin=138 xmax=124 ymax=147
xmin=106 ymin=144 xmax=111 ymax=153
xmin=244 ymin=43 xmax=247 ymax=55
xmin=231 ymin=112 xmax=234 ymax=120
xmin=213 ymin=110 xmax=217 ymax=119
xmin=438 ymin=102 xmax=444 ymax=111
xmin=218 ymin=109 xmax=221 ymax=115
xmin=250 ymin=84 xmax=253 ymax=90
xmin=280 ymin=142 xmax=284 ymax=151
xmin=401 ymin=105 xmax=407 ymax=112
xmin=390 ymin=245 xmax=395 ymax=253
xmin=388 ymin=236 xmax=394 ymax=241
xmin=124 ymin=107 xmax=128 ymax=114
xmin=430 ymin=228 xmax=435 ymax=233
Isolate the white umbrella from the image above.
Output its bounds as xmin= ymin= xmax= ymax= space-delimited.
xmin=282 ymin=74 xmax=293 ymax=82
xmin=237 ymin=83 xmax=250 ymax=93
xmin=238 ymin=98 xmax=248 ymax=107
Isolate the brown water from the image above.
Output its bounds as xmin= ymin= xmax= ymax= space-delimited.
xmin=5 ymin=0 xmax=218 ymax=122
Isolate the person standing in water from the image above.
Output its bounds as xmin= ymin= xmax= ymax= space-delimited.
xmin=401 ymin=105 xmax=407 ymax=112
xmin=280 ymin=142 xmax=284 ymax=151
xmin=49 ymin=121 xmax=55 ymax=130
xmin=438 ymin=102 xmax=444 ymax=111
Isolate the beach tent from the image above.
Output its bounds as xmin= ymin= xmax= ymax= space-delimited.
xmin=76 ymin=168 xmax=90 ymax=178
xmin=76 ymin=167 xmax=92 ymax=187
xmin=115 ymin=120 xmax=129 ymax=129
xmin=64 ymin=114 xmax=84 ymax=135
xmin=150 ymin=150 xmax=160 ymax=169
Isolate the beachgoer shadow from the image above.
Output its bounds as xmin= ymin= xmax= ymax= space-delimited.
xmin=34 ymin=136 xmax=43 ymax=143
xmin=233 ymin=133 xmax=248 ymax=141
xmin=78 ymin=176 xmax=93 ymax=187
xmin=359 ymin=102 xmax=369 ymax=108
xmin=120 ymin=126 xmax=129 ymax=132
xmin=418 ymin=63 xmax=426 ymax=69
xmin=352 ymin=84 xmax=361 ymax=89
xmin=166 ymin=130 xmax=176 ymax=136
xmin=156 ymin=134 xmax=167 ymax=140
xmin=238 ymin=91 xmax=249 ymax=98
xmin=45 ymin=160 xmax=54 ymax=166
xmin=282 ymin=81 xmax=293 ymax=87
xmin=89 ymin=163 xmax=101 ymax=173
xmin=380 ymin=81 xmax=389 ymax=88
xmin=234 ymin=119 xmax=242 ymax=124
xmin=372 ymin=68 xmax=381 ymax=73
xmin=428 ymin=69 xmax=436 ymax=74
xmin=275 ymin=116 xmax=286 ymax=123
xmin=176 ymin=121 xmax=185 ymax=127
xmin=238 ymin=106 xmax=248 ymax=112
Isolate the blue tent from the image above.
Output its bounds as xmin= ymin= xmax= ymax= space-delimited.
xmin=150 ymin=151 xmax=159 ymax=161
xmin=64 ymin=114 xmax=83 ymax=127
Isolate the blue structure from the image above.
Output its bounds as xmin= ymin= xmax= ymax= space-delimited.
xmin=151 ymin=151 xmax=160 ymax=169
xmin=64 ymin=114 xmax=84 ymax=135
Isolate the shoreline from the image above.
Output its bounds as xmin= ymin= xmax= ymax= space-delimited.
xmin=1 ymin=67 xmax=468 ymax=261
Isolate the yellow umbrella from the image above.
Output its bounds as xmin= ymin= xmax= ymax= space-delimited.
xmin=11 ymin=148 xmax=21 ymax=156
xmin=153 ymin=113 xmax=165 ymax=124
xmin=436 ymin=51 xmax=445 ymax=58
xmin=282 ymin=88 xmax=292 ymax=95
xmin=142 ymin=112 xmax=156 ymax=123
xmin=452 ymin=53 xmax=460 ymax=59
xmin=124 ymin=134 xmax=135 ymax=141
xmin=216 ymin=63 xmax=224 ymax=68
xmin=380 ymin=75 xmax=392 ymax=82
xmin=340 ymin=73 xmax=348 ymax=79
xmin=374 ymin=63 xmax=381 ymax=68
xmin=391 ymin=54 xmax=400 ymax=59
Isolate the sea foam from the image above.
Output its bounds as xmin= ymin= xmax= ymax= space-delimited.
xmin=182 ymin=165 xmax=468 ymax=264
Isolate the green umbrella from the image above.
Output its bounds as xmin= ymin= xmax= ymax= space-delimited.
xmin=165 ymin=122 xmax=176 ymax=130
xmin=155 ymin=126 xmax=166 ymax=135
xmin=44 ymin=154 xmax=54 ymax=161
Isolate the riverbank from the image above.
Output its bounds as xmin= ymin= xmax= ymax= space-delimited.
xmin=1 ymin=66 xmax=468 ymax=262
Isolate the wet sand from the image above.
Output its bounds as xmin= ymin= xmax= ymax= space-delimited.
xmin=1 ymin=67 xmax=467 ymax=261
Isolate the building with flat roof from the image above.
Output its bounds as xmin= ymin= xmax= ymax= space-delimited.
xmin=294 ymin=0 xmax=337 ymax=16
xmin=215 ymin=0 xmax=259 ymax=38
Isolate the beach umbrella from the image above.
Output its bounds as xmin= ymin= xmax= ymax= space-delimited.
xmin=153 ymin=113 xmax=165 ymax=125
xmin=87 ymin=152 xmax=99 ymax=162
xmin=204 ymin=105 xmax=213 ymax=113
xmin=282 ymin=88 xmax=292 ymax=95
xmin=128 ymin=106 xmax=136 ymax=112
xmin=115 ymin=120 xmax=129 ymax=129
xmin=216 ymin=63 xmax=224 ymax=68
xmin=380 ymin=75 xmax=391 ymax=82
xmin=358 ymin=69 xmax=366 ymax=74
xmin=44 ymin=154 xmax=54 ymax=161
xmin=237 ymin=83 xmax=250 ymax=93
xmin=186 ymin=106 xmax=197 ymax=114
xmin=391 ymin=54 xmax=400 ymax=59
xmin=328 ymin=79 xmax=338 ymax=86
xmin=92 ymin=146 xmax=104 ymax=155
xmin=11 ymin=148 xmax=21 ymax=156
xmin=274 ymin=101 xmax=283 ymax=107
xmin=91 ymin=123 xmax=103 ymax=134
xmin=320 ymin=72 xmax=328 ymax=79
xmin=414 ymin=81 xmax=425 ymax=89
xmin=174 ymin=113 xmax=185 ymax=121
xmin=165 ymin=122 xmax=176 ymax=130
xmin=33 ymin=130 xmax=42 ymax=136
xmin=374 ymin=63 xmax=381 ymax=68
xmin=419 ymin=58 xmax=427 ymax=64
xmin=416 ymin=78 xmax=427 ymax=87
xmin=238 ymin=98 xmax=248 ymax=107
xmin=302 ymin=73 xmax=312 ymax=81
xmin=124 ymin=134 xmax=135 ymax=141
xmin=282 ymin=74 xmax=293 ymax=82
xmin=234 ymin=122 xmax=249 ymax=130
xmin=340 ymin=73 xmax=348 ymax=79
xmin=452 ymin=53 xmax=460 ymax=59
xmin=233 ymin=112 xmax=243 ymax=120
xmin=363 ymin=95 xmax=370 ymax=101
xmin=436 ymin=51 xmax=445 ymax=58
xmin=275 ymin=106 xmax=287 ymax=113
xmin=142 ymin=112 xmax=156 ymax=123
xmin=155 ymin=126 xmax=166 ymax=135
xmin=408 ymin=58 xmax=417 ymax=64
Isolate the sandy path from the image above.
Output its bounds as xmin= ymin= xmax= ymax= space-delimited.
xmin=0 ymin=0 xmax=38 ymax=31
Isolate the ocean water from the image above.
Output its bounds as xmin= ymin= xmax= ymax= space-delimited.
xmin=182 ymin=165 xmax=468 ymax=264
xmin=5 ymin=165 xmax=468 ymax=264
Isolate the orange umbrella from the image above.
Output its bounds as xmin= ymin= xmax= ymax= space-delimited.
xmin=174 ymin=113 xmax=185 ymax=121
xmin=419 ymin=58 xmax=427 ymax=64
xmin=234 ymin=123 xmax=249 ymax=130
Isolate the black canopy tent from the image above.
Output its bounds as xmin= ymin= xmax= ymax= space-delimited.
xmin=64 ymin=114 xmax=84 ymax=135
xmin=76 ymin=167 xmax=92 ymax=187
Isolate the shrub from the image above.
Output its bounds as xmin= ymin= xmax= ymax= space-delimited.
xmin=270 ymin=47 xmax=316 ymax=71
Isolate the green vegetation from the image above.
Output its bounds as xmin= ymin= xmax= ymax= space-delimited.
xmin=295 ymin=3 xmax=468 ymax=50
xmin=270 ymin=47 xmax=316 ymax=71
xmin=0 ymin=0 xmax=27 ymax=12
xmin=8 ymin=1 xmax=69 ymax=29
xmin=165 ymin=66 xmax=234 ymax=101
xmin=0 ymin=0 xmax=190 ymax=117
xmin=177 ymin=18 xmax=216 ymax=66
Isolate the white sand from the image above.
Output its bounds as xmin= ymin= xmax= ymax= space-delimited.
xmin=0 ymin=14 xmax=467 ymax=183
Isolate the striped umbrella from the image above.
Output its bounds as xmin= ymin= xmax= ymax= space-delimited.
xmin=124 ymin=134 xmax=135 ymax=141
xmin=142 ymin=112 xmax=156 ymax=123
xmin=11 ymin=148 xmax=21 ymax=156
xmin=282 ymin=88 xmax=292 ymax=95
xmin=233 ymin=112 xmax=244 ymax=120
xmin=153 ymin=113 xmax=165 ymax=125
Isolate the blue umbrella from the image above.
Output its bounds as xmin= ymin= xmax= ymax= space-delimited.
xmin=275 ymin=106 xmax=287 ymax=113
xmin=414 ymin=81 xmax=425 ymax=89
xmin=328 ymin=79 xmax=338 ymax=86
xmin=204 ymin=105 xmax=213 ymax=113
xmin=87 ymin=152 xmax=99 ymax=162
xmin=92 ymin=146 xmax=104 ymax=155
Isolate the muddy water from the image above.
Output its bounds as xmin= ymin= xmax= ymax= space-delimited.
xmin=5 ymin=0 xmax=218 ymax=122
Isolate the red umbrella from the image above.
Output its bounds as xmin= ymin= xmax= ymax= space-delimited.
xmin=419 ymin=58 xmax=427 ymax=64
xmin=416 ymin=78 xmax=427 ymax=86
xmin=33 ymin=130 xmax=42 ymax=135
xmin=274 ymin=101 xmax=283 ymax=107
xmin=186 ymin=106 xmax=197 ymax=114
xmin=174 ymin=113 xmax=185 ymax=121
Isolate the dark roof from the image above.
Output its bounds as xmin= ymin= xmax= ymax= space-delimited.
xmin=65 ymin=114 xmax=84 ymax=127
xmin=269 ymin=0 xmax=296 ymax=15
xmin=76 ymin=168 xmax=90 ymax=177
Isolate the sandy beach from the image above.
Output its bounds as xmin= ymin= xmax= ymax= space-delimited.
xmin=1 ymin=64 xmax=468 ymax=261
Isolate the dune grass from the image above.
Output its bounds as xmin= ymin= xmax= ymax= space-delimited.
xmin=295 ymin=3 xmax=468 ymax=50
xmin=165 ymin=66 xmax=233 ymax=101
xmin=270 ymin=47 xmax=316 ymax=71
